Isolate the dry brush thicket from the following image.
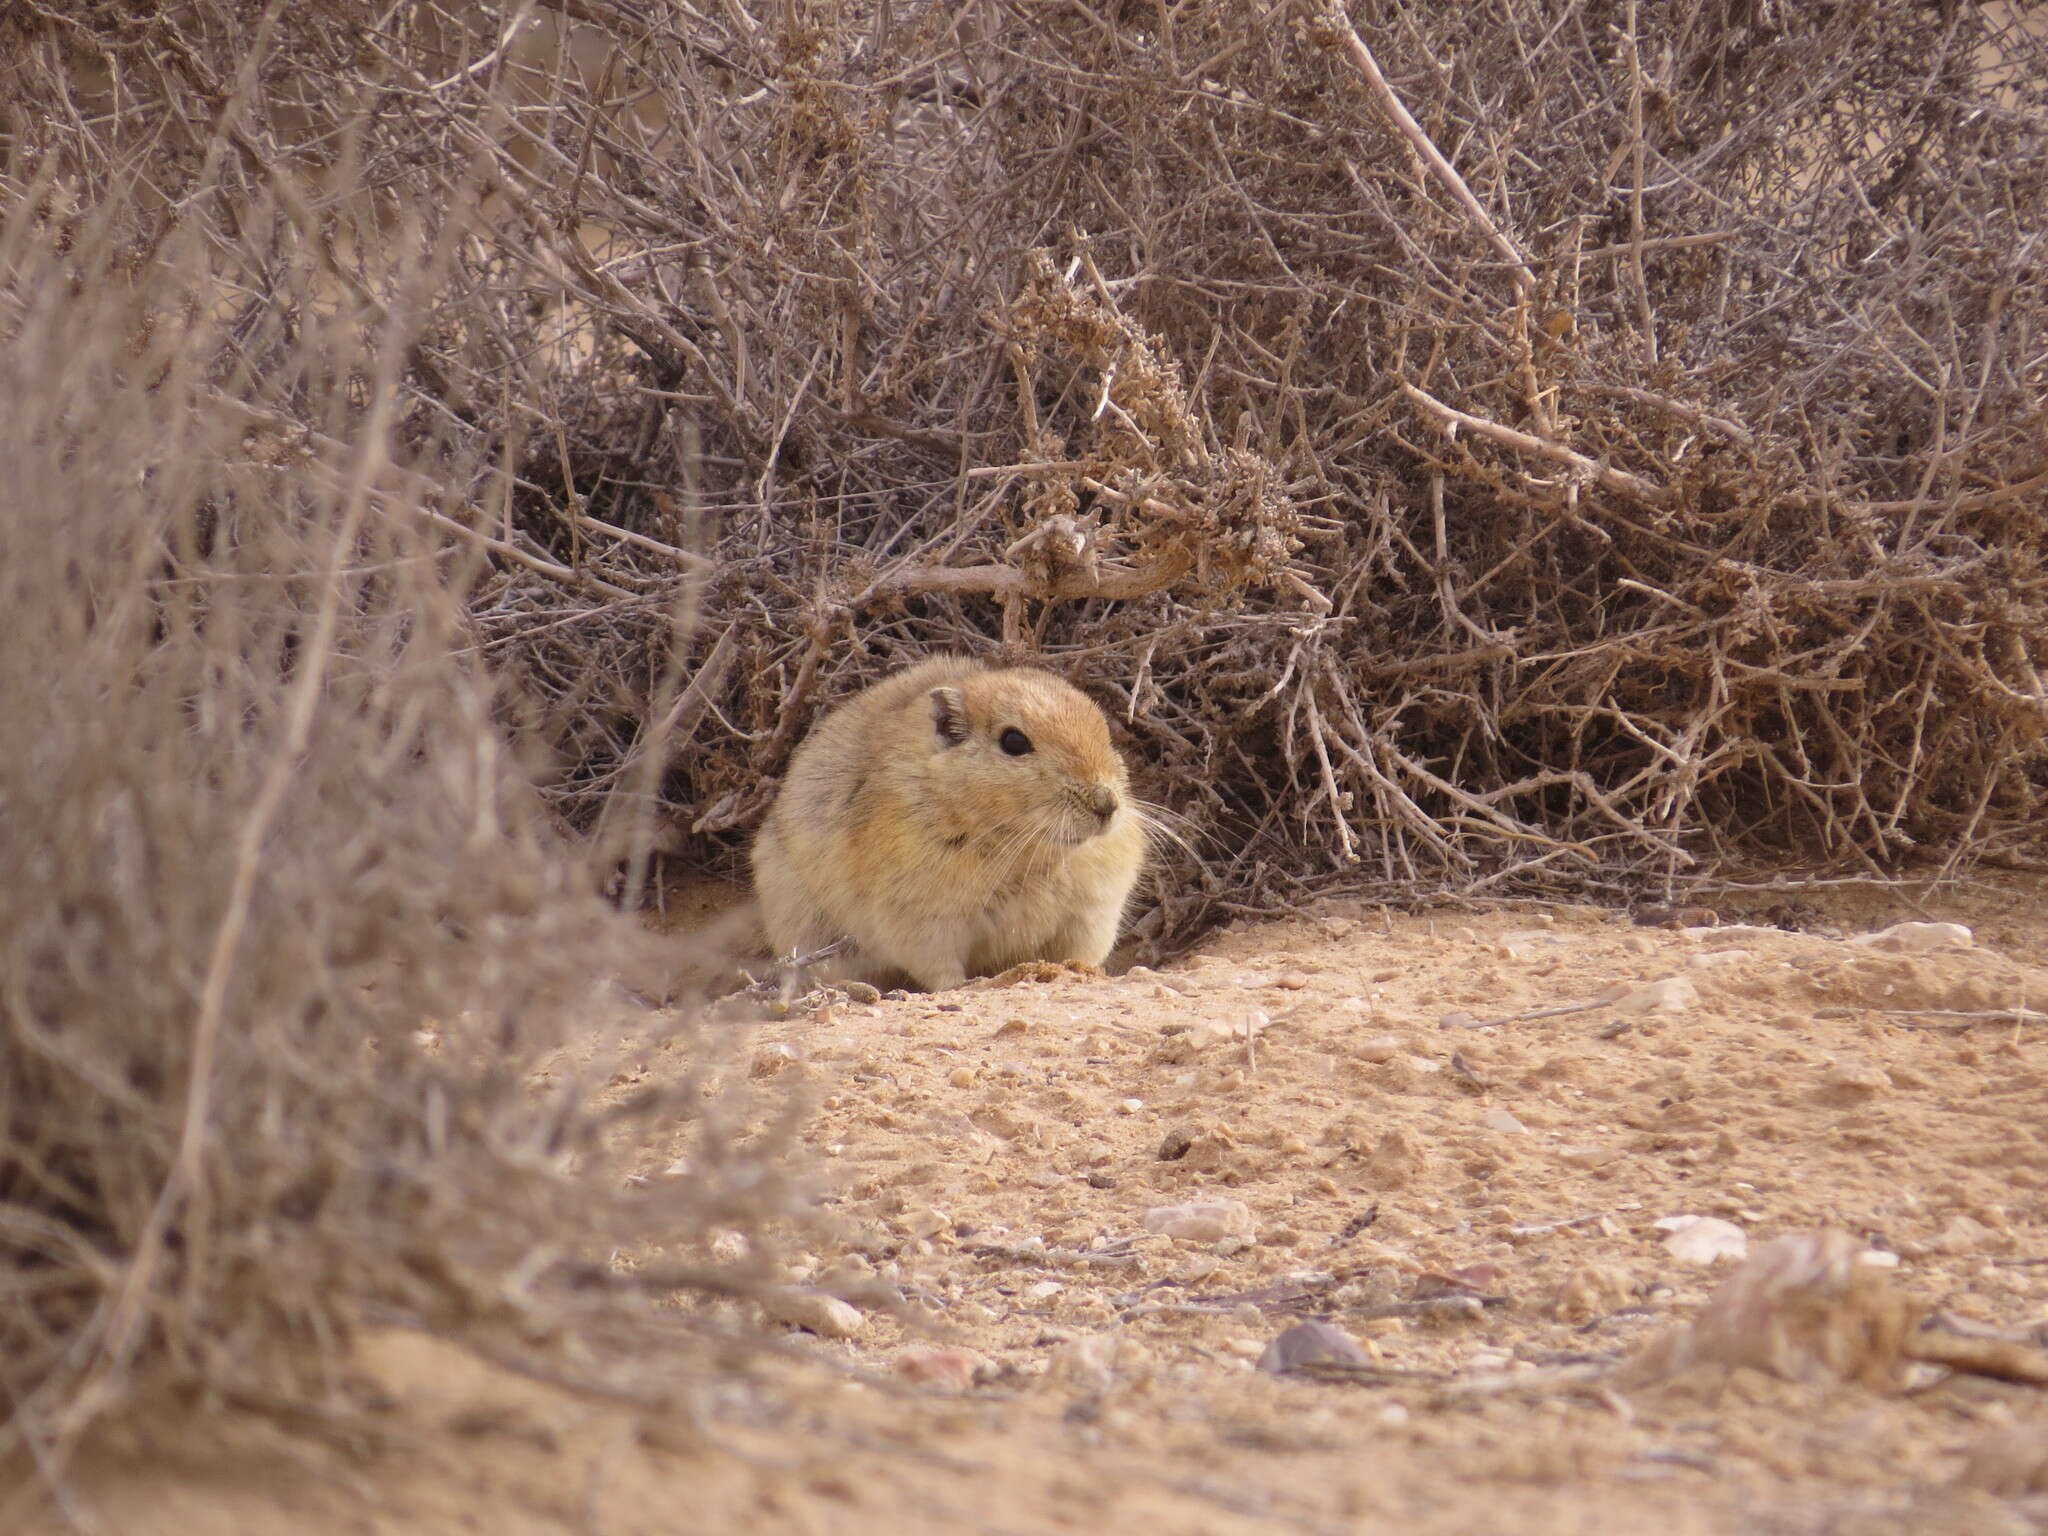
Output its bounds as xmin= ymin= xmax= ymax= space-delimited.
xmin=12 ymin=0 xmax=2044 ymax=935
xmin=1 ymin=0 xmax=2045 ymax=1464
xmin=0 ymin=171 xmax=816 ymax=1470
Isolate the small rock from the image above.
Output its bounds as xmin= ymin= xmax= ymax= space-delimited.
xmin=1613 ymin=976 xmax=1700 ymax=1015
xmin=842 ymin=982 xmax=882 ymax=1004
xmin=1557 ymin=1144 xmax=1620 ymax=1169
xmin=1184 ymin=1015 xmax=1263 ymax=1052
xmin=1817 ymin=1058 xmax=1888 ymax=1103
xmin=994 ymin=1017 xmax=1029 ymax=1037
xmin=1847 ymin=921 xmax=1973 ymax=952
xmin=895 ymin=1207 xmax=950 ymax=1240
xmin=1223 ymin=1338 xmax=1266 ymax=1359
xmin=1273 ymin=970 xmax=1311 ymax=990
xmin=763 ymin=1289 xmax=865 ymax=1339
xmin=947 ymin=1067 xmax=977 ymax=1088
xmin=892 ymin=1347 xmax=985 ymax=1392
xmin=1025 ymin=1280 xmax=1065 ymax=1300
xmin=1481 ymin=1107 xmax=1530 ymax=1135
xmin=1142 ymin=1198 xmax=1256 ymax=1243
xmin=1157 ymin=1126 xmax=1196 ymax=1161
xmin=1356 ymin=1034 xmax=1404 ymax=1063
xmin=1116 ymin=1097 xmax=1145 ymax=1115
xmin=1257 ymin=1319 xmax=1373 ymax=1375
xmin=1657 ymin=1215 xmax=1748 ymax=1266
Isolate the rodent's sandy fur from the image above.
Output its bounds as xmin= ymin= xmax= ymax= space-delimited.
xmin=751 ymin=657 xmax=1147 ymax=991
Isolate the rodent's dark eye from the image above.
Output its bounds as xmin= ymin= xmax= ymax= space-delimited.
xmin=998 ymin=727 xmax=1034 ymax=757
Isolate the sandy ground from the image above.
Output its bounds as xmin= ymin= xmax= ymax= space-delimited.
xmin=20 ymin=874 xmax=2048 ymax=1535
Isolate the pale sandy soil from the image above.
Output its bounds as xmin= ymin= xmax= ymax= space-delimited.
xmin=21 ymin=874 xmax=2048 ymax=1535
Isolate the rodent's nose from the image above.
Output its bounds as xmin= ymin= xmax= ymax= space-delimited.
xmin=1083 ymin=785 xmax=1119 ymax=822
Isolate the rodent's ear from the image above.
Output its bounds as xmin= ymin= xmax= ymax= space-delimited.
xmin=929 ymin=686 xmax=971 ymax=747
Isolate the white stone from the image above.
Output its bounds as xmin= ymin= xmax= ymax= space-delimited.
xmin=1847 ymin=921 xmax=1973 ymax=952
xmin=763 ymin=1289 xmax=865 ymax=1338
xmin=1558 ymin=1144 xmax=1620 ymax=1169
xmin=1142 ymin=1198 xmax=1256 ymax=1243
xmin=1656 ymin=1215 xmax=1749 ymax=1266
xmin=1613 ymin=976 xmax=1700 ymax=1014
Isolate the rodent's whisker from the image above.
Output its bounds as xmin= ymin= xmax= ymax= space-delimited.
xmin=1133 ymin=801 xmax=1199 ymax=862
xmin=980 ymin=816 xmax=1053 ymax=895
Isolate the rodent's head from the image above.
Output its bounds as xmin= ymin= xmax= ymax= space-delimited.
xmin=922 ymin=668 xmax=1132 ymax=850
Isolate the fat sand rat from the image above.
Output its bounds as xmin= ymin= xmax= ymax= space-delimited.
xmin=751 ymin=657 xmax=1161 ymax=991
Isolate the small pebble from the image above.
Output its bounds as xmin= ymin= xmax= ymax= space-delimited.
xmin=1847 ymin=920 xmax=1973 ymax=953
xmin=1557 ymin=1144 xmax=1620 ymax=1169
xmin=895 ymin=1207 xmax=950 ymax=1239
xmin=1142 ymin=1198 xmax=1256 ymax=1242
xmin=763 ymin=1289 xmax=865 ymax=1339
xmin=1257 ymin=1319 xmax=1374 ymax=1375
xmin=1612 ymin=976 xmax=1699 ymax=1015
xmin=1656 ymin=1215 xmax=1748 ymax=1266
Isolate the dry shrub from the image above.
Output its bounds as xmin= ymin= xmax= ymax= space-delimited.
xmin=0 ymin=160 xmax=811 ymax=1474
xmin=12 ymin=1 xmax=2044 ymax=940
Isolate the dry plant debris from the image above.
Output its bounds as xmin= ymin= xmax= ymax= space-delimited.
xmin=0 ymin=165 xmax=814 ymax=1483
